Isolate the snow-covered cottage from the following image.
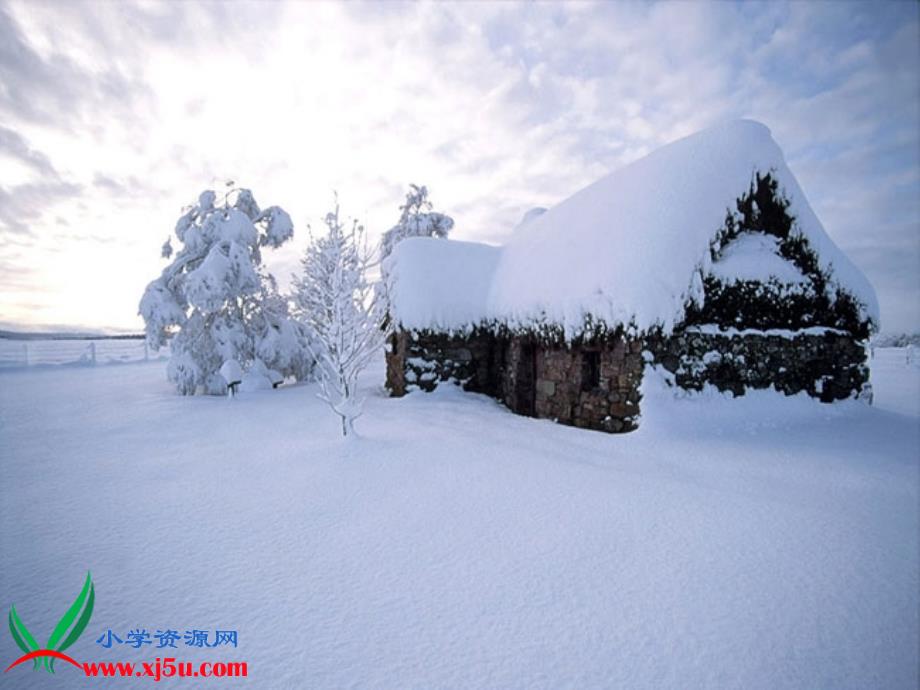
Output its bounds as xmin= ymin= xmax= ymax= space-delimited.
xmin=383 ymin=120 xmax=878 ymax=433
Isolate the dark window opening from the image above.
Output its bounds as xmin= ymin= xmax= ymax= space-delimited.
xmin=581 ymin=351 xmax=600 ymax=392
xmin=516 ymin=344 xmax=537 ymax=416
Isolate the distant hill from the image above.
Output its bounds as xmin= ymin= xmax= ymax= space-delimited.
xmin=0 ymin=329 xmax=144 ymax=341
xmin=871 ymin=333 xmax=920 ymax=348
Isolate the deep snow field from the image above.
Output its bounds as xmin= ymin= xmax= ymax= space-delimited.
xmin=0 ymin=349 xmax=917 ymax=689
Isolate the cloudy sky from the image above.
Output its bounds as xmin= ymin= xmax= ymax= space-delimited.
xmin=1 ymin=0 xmax=918 ymax=333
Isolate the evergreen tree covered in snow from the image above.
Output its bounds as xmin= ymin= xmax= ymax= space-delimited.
xmin=684 ymin=172 xmax=871 ymax=338
xmin=247 ymin=272 xmax=316 ymax=385
xmin=139 ymin=186 xmax=313 ymax=395
xmin=293 ymin=201 xmax=388 ymax=436
xmin=380 ymin=184 xmax=454 ymax=261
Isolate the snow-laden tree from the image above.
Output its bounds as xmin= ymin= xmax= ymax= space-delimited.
xmin=380 ymin=184 xmax=454 ymax=261
xmin=248 ymin=272 xmax=316 ymax=384
xmin=139 ymin=186 xmax=313 ymax=395
xmin=293 ymin=201 xmax=388 ymax=436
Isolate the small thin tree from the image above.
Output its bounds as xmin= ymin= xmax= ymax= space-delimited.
xmin=293 ymin=199 xmax=388 ymax=436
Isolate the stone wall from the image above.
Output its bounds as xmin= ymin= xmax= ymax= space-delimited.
xmin=646 ymin=327 xmax=869 ymax=402
xmin=386 ymin=325 xmax=870 ymax=433
xmin=385 ymin=329 xmax=499 ymax=397
xmin=387 ymin=329 xmax=645 ymax=433
xmin=501 ymin=337 xmax=644 ymax=433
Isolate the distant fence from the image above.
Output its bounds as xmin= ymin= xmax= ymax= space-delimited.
xmin=0 ymin=338 xmax=170 ymax=369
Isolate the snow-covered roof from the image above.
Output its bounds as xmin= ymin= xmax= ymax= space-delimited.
xmin=385 ymin=120 xmax=879 ymax=336
xmin=385 ymin=238 xmax=502 ymax=333
xmin=709 ymin=234 xmax=808 ymax=285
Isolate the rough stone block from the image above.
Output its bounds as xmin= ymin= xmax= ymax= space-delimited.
xmin=536 ymin=379 xmax=556 ymax=397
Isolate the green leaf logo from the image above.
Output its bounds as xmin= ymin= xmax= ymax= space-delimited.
xmin=6 ymin=572 xmax=94 ymax=674
xmin=8 ymin=605 xmax=40 ymax=669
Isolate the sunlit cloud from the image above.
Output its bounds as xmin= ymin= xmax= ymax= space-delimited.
xmin=0 ymin=0 xmax=917 ymax=332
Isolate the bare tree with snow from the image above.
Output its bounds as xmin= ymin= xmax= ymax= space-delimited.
xmin=293 ymin=199 xmax=388 ymax=436
xmin=139 ymin=185 xmax=313 ymax=395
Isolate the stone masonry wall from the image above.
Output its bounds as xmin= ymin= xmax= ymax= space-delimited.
xmin=386 ymin=330 xmax=645 ymax=432
xmin=501 ymin=337 xmax=645 ymax=433
xmin=385 ymin=329 xmax=499 ymax=397
xmin=647 ymin=327 xmax=869 ymax=402
xmin=385 ymin=326 xmax=869 ymax=434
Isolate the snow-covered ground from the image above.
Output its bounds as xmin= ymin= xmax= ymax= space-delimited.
xmin=0 ymin=350 xmax=917 ymax=689
xmin=872 ymin=346 xmax=920 ymax=418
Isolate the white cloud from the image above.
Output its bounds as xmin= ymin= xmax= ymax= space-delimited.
xmin=0 ymin=0 xmax=917 ymax=332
